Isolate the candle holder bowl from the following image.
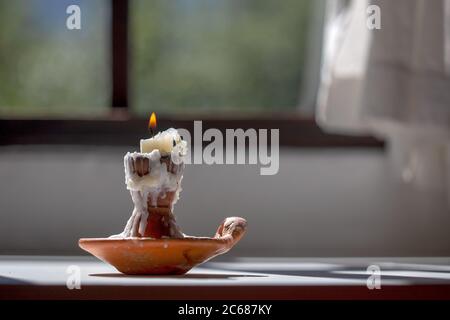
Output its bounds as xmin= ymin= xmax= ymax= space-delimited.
xmin=79 ymin=217 xmax=247 ymax=275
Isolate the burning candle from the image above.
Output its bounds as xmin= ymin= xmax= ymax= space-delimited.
xmin=140 ymin=113 xmax=186 ymax=164
xmin=112 ymin=113 xmax=187 ymax=239
xmin=140 ymin=114 xmax=183 ymax=155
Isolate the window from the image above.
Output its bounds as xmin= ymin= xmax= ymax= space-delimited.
xmin=0 ymin=0 xmax=110 ymax=117
xmin=130 ymin=0 xmax=314 ymax=115
xmin=0 ymin=0 xmax=383 ymax=148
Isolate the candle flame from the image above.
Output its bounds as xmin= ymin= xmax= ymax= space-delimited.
xmin=148 ymin=112 xmax=157 ymax=133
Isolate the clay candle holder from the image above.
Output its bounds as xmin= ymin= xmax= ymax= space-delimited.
xmin=122 ymin=154 xmax=185 ymax=239
xmin=79 ymin=217 xmax=247 ymax=275
xmin=79 ymin=124 xmax=247 ymax=275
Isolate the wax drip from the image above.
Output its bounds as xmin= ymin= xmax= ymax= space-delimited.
xmin=110 ymin=132 xmax=187 ymax=239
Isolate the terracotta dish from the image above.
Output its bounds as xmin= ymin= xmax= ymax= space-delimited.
xmin=79 ymin=217 xmax=247 ymax=275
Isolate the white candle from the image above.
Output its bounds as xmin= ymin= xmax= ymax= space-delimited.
xmin=114 ymin=127 xmax=187 ymax=238
xmin=140 ymin=128 xmax=183 ymax=154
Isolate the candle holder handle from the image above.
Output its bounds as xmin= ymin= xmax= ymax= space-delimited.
xmin=214 ymin=217 xmax=247 ymax=251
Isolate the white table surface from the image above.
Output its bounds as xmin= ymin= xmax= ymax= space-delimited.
xmin=1 ymin=256 xmax=450 ymax=299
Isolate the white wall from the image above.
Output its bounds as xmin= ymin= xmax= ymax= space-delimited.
xmin=0 ymin=145 xmax=449 ymax=257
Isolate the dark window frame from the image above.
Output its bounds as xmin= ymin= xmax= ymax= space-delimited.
xmin=0 ymin=0 xmax=384 ymax=148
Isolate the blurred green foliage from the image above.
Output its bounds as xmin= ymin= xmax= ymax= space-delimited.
xmin=131 ymin=0 xmax=312 ymax=115
xmin=0 ymin=0 xmax=110 ymax=117
xmin=0 ymin=0 xmax=312 ymax=117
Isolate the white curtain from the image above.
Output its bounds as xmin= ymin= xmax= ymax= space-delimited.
xmin=317 ymin=0 xmax=450 ymax=204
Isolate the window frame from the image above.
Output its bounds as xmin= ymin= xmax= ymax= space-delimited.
xmin=0 ymin=0 xmax=384 ymax=149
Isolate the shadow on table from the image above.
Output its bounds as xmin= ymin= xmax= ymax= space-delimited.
xmin=0 ymin=275 xmax=30 ymax=285
xmin=89 ymin=273 xmax=266 ymax=280
xmin=204 ymin=263 xmax=450 ymax=284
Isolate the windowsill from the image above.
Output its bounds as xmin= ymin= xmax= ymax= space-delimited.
xmin=1 ymin=256 xmax=449 ymax=299
xmin=0 ymin=111 xmax=384 ymax=148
